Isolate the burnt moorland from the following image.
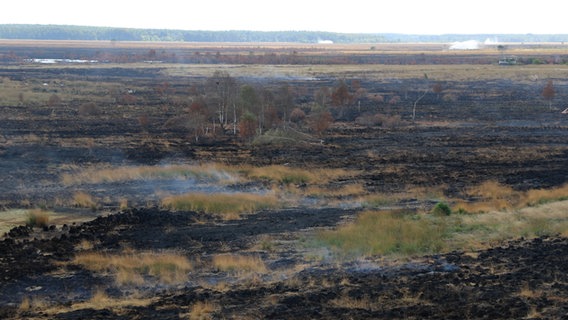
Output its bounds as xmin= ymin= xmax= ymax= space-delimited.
xmin=0 ymin=41 xmax=567 ymax=319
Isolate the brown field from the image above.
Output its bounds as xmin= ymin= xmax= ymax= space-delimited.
xmin=0 ymin=40 xmax=567 ymax=319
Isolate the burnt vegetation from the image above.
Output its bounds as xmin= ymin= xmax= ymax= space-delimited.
xmin=0 ymin=40 xmax=567 ymax=319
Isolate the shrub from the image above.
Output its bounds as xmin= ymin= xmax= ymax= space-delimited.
xmin=289 ymin=107 xmax=306 ymax=123
xmin=431 ymin=202 xmax=452 ymax=216
xmin=307 ymin=110 xmax=333 ymax=134
xmin=47 ymin=93 xmax=61 ymax=107
xmin=78 ymin=102 xmax=100 ymax=116
xmin=238 ymin=111 xmax=258 ymax=139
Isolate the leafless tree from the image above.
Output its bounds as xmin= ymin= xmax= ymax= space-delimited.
xmin=206 ymin=71 xmax=237 ymax=130
xmin=542 ymin=80 xmax=555 ymax=110
xmin=412 ymin=74 xmax=430 ymax=122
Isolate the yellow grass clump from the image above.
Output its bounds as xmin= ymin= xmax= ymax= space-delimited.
xmin=212 ymin=254 xmax=267 ymax=274
xmin=73 ymin=191 xmax=97 ymax=208
xmin=26 ymin=209 xmax=50 ymax=228
xmin=241 ymin=165 xmax=350 ymax=185
xmin=18 ymin=296 xmax=49 ymax=313
xmin=452 ymin=200 xmax=568 ymax=249
xmin=521 ymin=184 xmax=568 ymax=207
xmin=187 ymin=301 xmax=219 ymax=320
xmin=161 ymin=192 xmax=280 ymax=219
xmin=72 ymin=251 xmax=192 ymax=285
xmin=304 ymin=183 xmax=366 ymax=198
xmin=61 ymin=163 xmax=238 ymax=185
xmin=454 ymin=181 xmax=568 ymax=213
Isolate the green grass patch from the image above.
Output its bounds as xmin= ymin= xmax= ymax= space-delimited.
xmin=317 ymin=200 xmax=568 ymax=257
xmin=318 ymin=211 xmax=448 ymax=257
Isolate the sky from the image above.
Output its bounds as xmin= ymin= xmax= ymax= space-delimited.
xmin=0 ymin=0 xmax=566 ymax=35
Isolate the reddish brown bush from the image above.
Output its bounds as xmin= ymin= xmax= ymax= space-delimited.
xmin=289 ymin=108 xmax=306 ymax=123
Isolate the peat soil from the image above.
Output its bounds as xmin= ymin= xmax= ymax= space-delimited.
xmin=0 ymin=207 xmax=566 ymax=319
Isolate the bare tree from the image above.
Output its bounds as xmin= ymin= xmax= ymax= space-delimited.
xmin=542 ymin=80 xmax=555 ymax=110
xmin=275 ymin=84 xmax=295 ymax=126
xmin=206 ymin=71 xmax=237 ymax=130
xmin=412 ymin=74 xmax=430 ymax=122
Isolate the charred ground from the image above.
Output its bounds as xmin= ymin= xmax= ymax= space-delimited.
xmin=0 ymin=42 xmax=567 ymax=319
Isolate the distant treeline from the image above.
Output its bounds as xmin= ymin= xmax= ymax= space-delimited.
xmin=1 ymin=24 xmax=568 ymax=43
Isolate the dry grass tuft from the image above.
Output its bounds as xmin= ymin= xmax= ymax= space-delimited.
xmin=72 ymin=251 xmax=192 ymax=285
xmin=521 ymin=184 xmax=568 ymax=207
xmin=161 ymin=192 xmax=280 ymax=219
xmin=119 ymin=198 xmax=129 ymax=210
xmin=305 ymin=183 xmax=366 ymax=198
xmin=212 ymin=254 xmax=267 ymax=274
xmin=73 ymin=191 xmax=97 ymax=209
xmin=18 ymin=296 xmax=31 ymax=312
xmin=75 ymin=239 xmax=95 ymax=251
xmin=186 ymin=301 xmax=219 ymax=320
xmin=61 ymin=163 xmax=238 ymax=185
xmin=39 ymin=289 xmax=156 ymax=315
xmin=26 ymin=209 xmax=50 ymax=228
xmin=329 ymin=295 xmax=375 ymax=310
xmin=455 ymin=181 xmax=568 ymax=213
xmin=241 ymin=165 xmax=350 ymax=186
xmin=18 ymin=296 xmax=49 ymax=313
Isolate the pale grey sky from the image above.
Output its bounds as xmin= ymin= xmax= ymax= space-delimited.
xmin=1 ymin=0 xmax=566 ymax=34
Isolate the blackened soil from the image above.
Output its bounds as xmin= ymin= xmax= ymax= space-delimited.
xmin=1 ymin=207 xmax=567 ymax=319
xmin=0 ymin=207 xmax=356 ymax=312
xmin=156 ymin=237 xmax=567 ymax=320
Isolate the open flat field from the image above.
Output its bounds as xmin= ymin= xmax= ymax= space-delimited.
xmin=0 ymin=41 xmax=567 ymax=319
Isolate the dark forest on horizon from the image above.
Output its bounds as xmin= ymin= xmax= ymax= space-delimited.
xmin=2 ymin=24 xmax=568 ymax=43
